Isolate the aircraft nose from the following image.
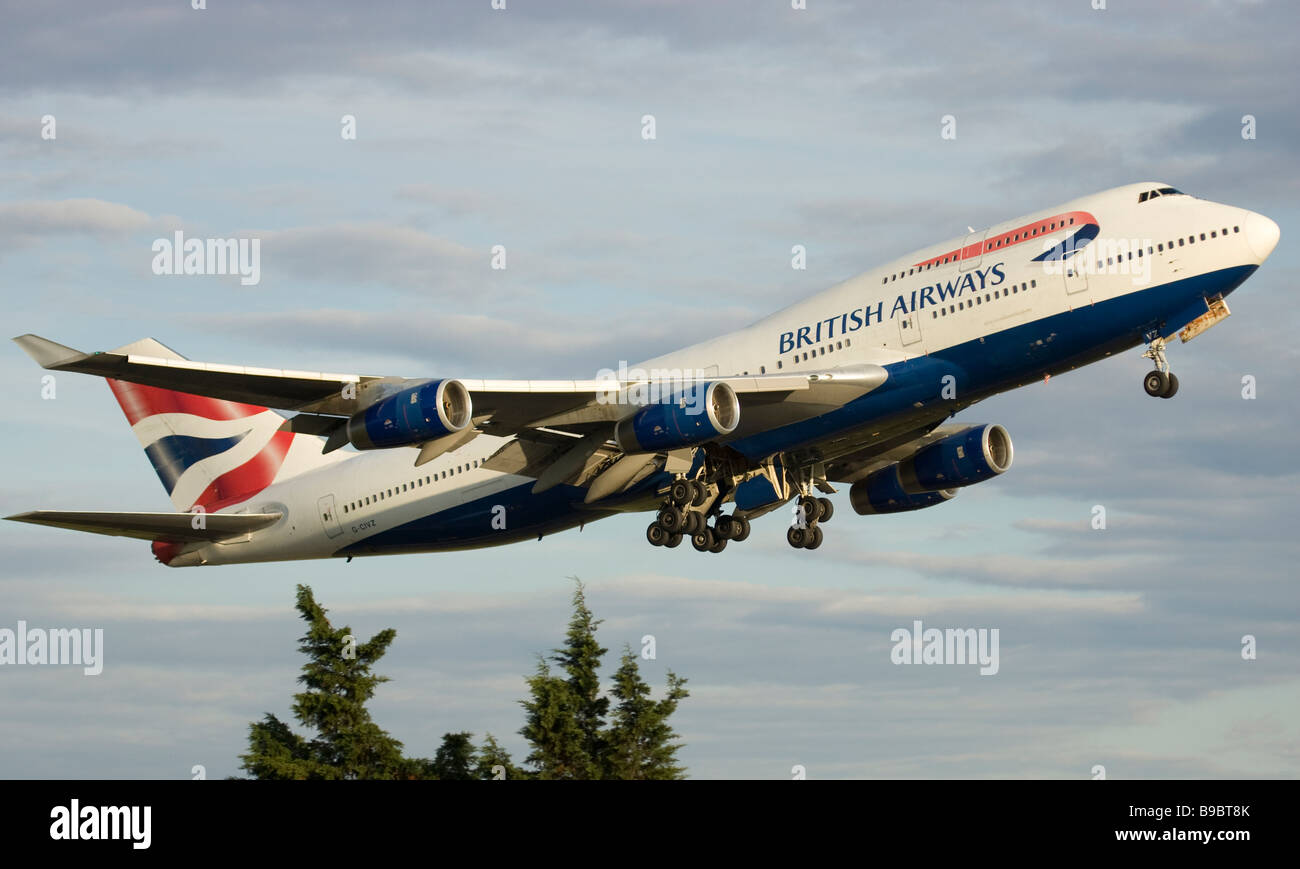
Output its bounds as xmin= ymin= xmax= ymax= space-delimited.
xmin=1244 ymin=211 xmax=1280 ymax=262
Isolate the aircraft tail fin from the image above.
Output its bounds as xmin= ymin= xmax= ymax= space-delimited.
xmin=14 ymin=335 xmax=347 ymax=512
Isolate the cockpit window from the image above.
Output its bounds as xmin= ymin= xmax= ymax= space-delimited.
xmin=1139 ymin=186 xmax=1185 ymax=203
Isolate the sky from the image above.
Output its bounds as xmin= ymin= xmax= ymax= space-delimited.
xmin=1 ymin=0 xmax=1297 ymax=779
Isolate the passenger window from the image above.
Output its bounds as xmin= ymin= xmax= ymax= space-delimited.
xmin=1030 ymin=279 xmax=1036 ymax=287
xmin=1157 ymin=243 xmax=1163 ymax=252
xmin=777 ymin=360 xmax=783 ymax=369
xmin=1178 ymin=239 xmax=1184 ymax=246
xmin=1233 ymin=226 xmax=1239 ymax=232
xmin=1200 ymin=232 xmax=1206 ymax=241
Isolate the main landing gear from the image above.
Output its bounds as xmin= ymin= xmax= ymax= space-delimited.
xmin=1141 ymin=335 xmax=1179 ymax=399
xmin=645 ymin=477 xmax=751 ymax=554
xmin=787 ymin=494 xmax=834 ymax=550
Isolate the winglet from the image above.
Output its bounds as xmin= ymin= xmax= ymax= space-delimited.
xmin=12 ymin=334 xmax=86 ymax=369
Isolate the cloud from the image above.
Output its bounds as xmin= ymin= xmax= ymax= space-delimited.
xmin=0 ymin=198 xmax=152 ymax=249
xmin=252 ymin=223 xmax=483 ymax=294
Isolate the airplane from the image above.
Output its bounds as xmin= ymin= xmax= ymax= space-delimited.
xmin=7 ymin=182 xmax=1280 ymax=565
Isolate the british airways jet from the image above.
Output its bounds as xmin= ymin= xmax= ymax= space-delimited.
xmin=8 ymin=182 xmax=1279 ymax=565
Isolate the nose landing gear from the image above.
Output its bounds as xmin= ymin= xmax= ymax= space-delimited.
xmin=1141 ymin=336 xmax=1179 ymax=399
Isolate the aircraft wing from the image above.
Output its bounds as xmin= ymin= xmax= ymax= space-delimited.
xmin=5 ymin=510 xmax=282 ymax=543
xmin=14 ymin=334 xmax=889 ymax=439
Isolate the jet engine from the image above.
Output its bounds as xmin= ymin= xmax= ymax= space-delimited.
xmin=614 ymin=381 xmax=740 ymax=453
xmin=896 ymin=423 xmax=1013 ymax=493
xmin=850 ymin=465 xmax=957 ymax=515
xmin=849 ymin=424 xmax=1013 ymax=516
xmin=347 ymin=379 xmax=472 ymax=450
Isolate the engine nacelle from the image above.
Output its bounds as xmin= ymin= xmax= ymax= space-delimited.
xmin=614 ymin=381 xmax=740 ymax=453
xmin=897 ymin=423 xmax=1013 ymax=493
xmin=850 ymin=465 xmax=958 ymax=515
xmin=347 ymin=379 xmax=472 ymax=450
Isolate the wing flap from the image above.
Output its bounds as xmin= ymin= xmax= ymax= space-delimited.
xmin=4 ymin=510 xmax=282 ymax=543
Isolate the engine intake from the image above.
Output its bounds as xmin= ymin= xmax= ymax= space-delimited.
xmin=614 ymin=381 xmax=740 ymax=453
xmin=348 ymin=379 xmax=472 ymax=450
xmin=897 ymin=423 xmax=1013 ymax=493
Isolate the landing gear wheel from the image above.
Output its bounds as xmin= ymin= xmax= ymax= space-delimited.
xmin=1161 ymin=372 xmax=1179 ymax=399
xmin=797 ymin=497 xmax=819 ymax=525
xmin=664 ymin=532 xmax=683 ymax=548
xmin=669 ymin=480 xmax=692 ymax=505
xmin=691 ymin=528 xmax=716 ymax=552
xmin=658 ymin=506 xmax=685 ymax=533
xmin=804 ymin=526 xmax=824 ymax=550
xmin=715 ymin=515 xmax=736 ymax=540
xmin=646 ymin=523 xmax=666 ymax=546
xmin=733 ymin=516 xmax=751 ymax=542
xmin=787 ymin=526 xmax=808 ymax=548
xmin=1143 ymin=370 xmax=1169 ymax=397
xmin=685 ymin=512 xmax=705 ymax=535
xmin=708 ymin=535 xmax=727 ymax=554
xmin=690 ymin=480 xmax=708 ymax=507
xmin=816 ymin=497 xmax=834 ymax=522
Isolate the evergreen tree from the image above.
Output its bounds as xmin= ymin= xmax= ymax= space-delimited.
xmin=474 ymin=733 xmax=528 ymax=780
xmin=604 ymin=647 xmax=690 ymax=780
xmin=432 ymin=732 xmax=475 ymax=780
xmin=519 ymin=579 xmax=691 ymax=779
xmin=519 ymin=580 xmax=609 ymax=779
xmin=555 ymin=579 xmax=609 ymax=767
xmin=239 ymin=584 xmax=426 ymax=779
xmin=519 ymin=657 xmax=592 ymax=778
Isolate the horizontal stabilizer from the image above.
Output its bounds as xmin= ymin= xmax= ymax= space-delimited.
xmin=4 ymin=510 xmax=282 ymax=543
